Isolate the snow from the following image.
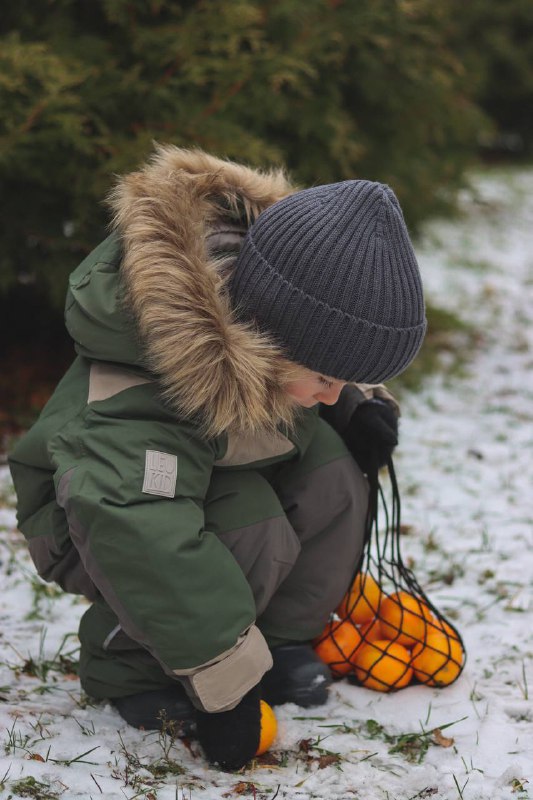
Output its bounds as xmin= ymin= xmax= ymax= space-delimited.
xmin=0 ymin=167 xmax=532 ymax=799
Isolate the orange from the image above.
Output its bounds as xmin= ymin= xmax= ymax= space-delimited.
xmin=343 ymin=617 xmax=383 ymax=661
xmin=379 ymin=591 xmax=428 ymax=647
xmin=411 ymin=631 xmax=464 ymax=686
xmin=429 ymin=617 xmax=462 ymax=641
xmin=313 ymin=619 xmax=362 ymax=676
xmin=337 ymin=573 xmax=382 ymax=624
xmin=358 ymin=616 xmax=383 ymax=644
xmin=353 ymin=639 xmax=413 ymax=692
xmin=256 ymin=700 xmax=278 ymax=755
xmin=421 ymin=608 xmax=463 ymax=644
xmin=418 ymin=601 xmax=436 ymax=626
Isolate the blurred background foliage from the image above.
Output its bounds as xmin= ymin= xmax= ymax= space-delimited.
xmin=0 ymin=0 xmax=532 ymax=435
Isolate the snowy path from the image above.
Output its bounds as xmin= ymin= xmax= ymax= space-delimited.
xmin=0 ymin=168 xmax=532 ymax=799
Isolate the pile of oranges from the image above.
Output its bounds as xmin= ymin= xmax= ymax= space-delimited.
xmin=313 ymin=573 xmax=465 ymax=692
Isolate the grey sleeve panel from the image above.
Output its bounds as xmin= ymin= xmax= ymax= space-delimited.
xmin=259 ymin=454 xmax=369 ymax=640
xmin=216 ymin=515 xmax=301 ymax=617
xmin=203 ymin=468 xmax=302 ymax=616
xmin=176 ymin=624 xmax=273 ymax=713
xmin=28 ymin=533 xmax=98 ymax=601
xmin=56 ymin=467 xmax=176 ymax=678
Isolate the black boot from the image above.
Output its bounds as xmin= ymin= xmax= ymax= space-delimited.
xmin=112 ymin=684 xmax=196 ymax=736
xmin=261 ymin=643 xmax=332 ymax=708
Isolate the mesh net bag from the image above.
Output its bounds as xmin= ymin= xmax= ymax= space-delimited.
xmin=313 ymin=457 xmax=466 ymax=692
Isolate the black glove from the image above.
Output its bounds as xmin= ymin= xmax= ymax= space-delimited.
xmin=343 ymin=398 xmax=399 ymax=475
xmin=195 ymin=685 xmax=261 ymax=771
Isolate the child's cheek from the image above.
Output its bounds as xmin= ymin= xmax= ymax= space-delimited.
xmin=284 ymin=380 xmax=318 ymax=406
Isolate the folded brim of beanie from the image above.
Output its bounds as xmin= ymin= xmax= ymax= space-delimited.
xmin=228 ymin=179 xmax=427 ymax=384
xmin=229 ymin=245 xmax=427 ymax=384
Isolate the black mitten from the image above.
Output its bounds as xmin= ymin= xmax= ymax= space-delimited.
xmin=344 ymin=399 xmax=399 ymax=474
xmin=195 ymin=685 xmax=261 ymax=771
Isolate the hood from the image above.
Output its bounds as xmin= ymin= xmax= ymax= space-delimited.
xmin=106 ymin=144 xmax=302 ymax=437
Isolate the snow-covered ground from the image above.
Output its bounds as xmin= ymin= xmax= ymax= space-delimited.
xmin=0 ymin=168 xmax=532 ymax=800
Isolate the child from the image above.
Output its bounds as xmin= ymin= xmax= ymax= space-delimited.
xmin=9 ymin=146 xmax=426 ymax=770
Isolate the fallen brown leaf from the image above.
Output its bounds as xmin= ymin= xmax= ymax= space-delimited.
xmin=432 ymin=728 xmax=454 ymax=748
xmin=255 ymin=751 xmax=282 ymax=766
xmin=222 ymin=782 xmax=258 ymax=797
xmin=318 ymin=753 xmax=341 ymax=769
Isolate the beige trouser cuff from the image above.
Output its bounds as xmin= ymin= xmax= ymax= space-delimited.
xmin=174 ymin=624 xmax=272 ymax=713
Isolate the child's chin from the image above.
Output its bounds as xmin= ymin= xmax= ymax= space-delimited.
xmin=295 ymin=398 xmax=319 ymax=408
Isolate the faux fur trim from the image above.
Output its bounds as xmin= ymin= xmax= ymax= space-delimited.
xmin=108 ymin=144 xmax=302 ymax=437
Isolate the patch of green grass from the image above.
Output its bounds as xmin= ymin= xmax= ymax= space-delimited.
xmin=8 ymin=628 xmax=79 ymax=683
xmin=112 ymin=718 xmax=188 ymax=797
xmin=389 ymin=302 xmax=477 ymax=395
xmin=363 ymin=718 xmax=439 ymax=761
xmin=25 ymin=575 xmax=65 ymax=622
xmin=318 ymin=715 xmax=467 ymax=765
xmin=8 ymin=776 xmax=64 ymax=799
xmin=295 ymin=735 xmax=343 ymax=771
xmin=510 ymin=777 xmax=530 ymax=798
xmin=4 ymin=714 xmax=56 ymax=760
xmin=0 ymin=766 xmax=11 ymax=792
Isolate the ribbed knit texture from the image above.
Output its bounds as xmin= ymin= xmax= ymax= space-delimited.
xmin=229 ymin=180 xmax=427 ymax=384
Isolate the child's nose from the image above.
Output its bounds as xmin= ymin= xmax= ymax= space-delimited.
xmin=318 ymin=383 xmax=344 ymax=405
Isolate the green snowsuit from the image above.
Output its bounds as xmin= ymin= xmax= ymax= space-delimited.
xmin=9 ymin=148 xmax=395 ymax=712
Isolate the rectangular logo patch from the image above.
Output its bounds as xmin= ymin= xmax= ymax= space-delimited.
xmin=142 ymin=450 xmax=178 ymax=498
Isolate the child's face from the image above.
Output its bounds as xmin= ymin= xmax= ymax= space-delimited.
xmin=284 ymin=369 xmax=346 ymax=408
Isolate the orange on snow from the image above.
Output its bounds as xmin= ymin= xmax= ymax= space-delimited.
xmin=313 ymin=619 xmax=362 ymax=676
xmin=336 ymin=572 xmax=382 ymax=624
xmin=358 ymin=615 xmax=383 ymax=644
xmin=410 ymin=630 xmax=464 ymax=686
xmin=379 ymin=591 xmax=429 ymax=647
xmin=256 ymin=700 xmax=278 ymax=755
xmin=353 ymin=638 xmax=413 ymax=692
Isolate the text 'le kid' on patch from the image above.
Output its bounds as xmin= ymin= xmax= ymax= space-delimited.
xmin=142 ymin=450 xmax=178 ymax=498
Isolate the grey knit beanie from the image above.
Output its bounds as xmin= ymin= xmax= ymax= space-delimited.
xmin=229 ymin=180 xmax=427 ymax=384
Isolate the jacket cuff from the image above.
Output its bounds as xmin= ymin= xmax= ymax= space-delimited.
xmin=174 ymin=625 xmax=272 ymax=713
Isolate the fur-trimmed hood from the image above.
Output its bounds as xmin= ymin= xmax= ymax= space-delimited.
xmin=107 ymin=145 xmax=302 ymax=438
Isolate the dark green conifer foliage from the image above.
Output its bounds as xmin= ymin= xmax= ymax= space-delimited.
xmin=0 ymin=0 xmax=526 ymax=303
xmin=447 ymin=0 xmax=533 ymax=154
